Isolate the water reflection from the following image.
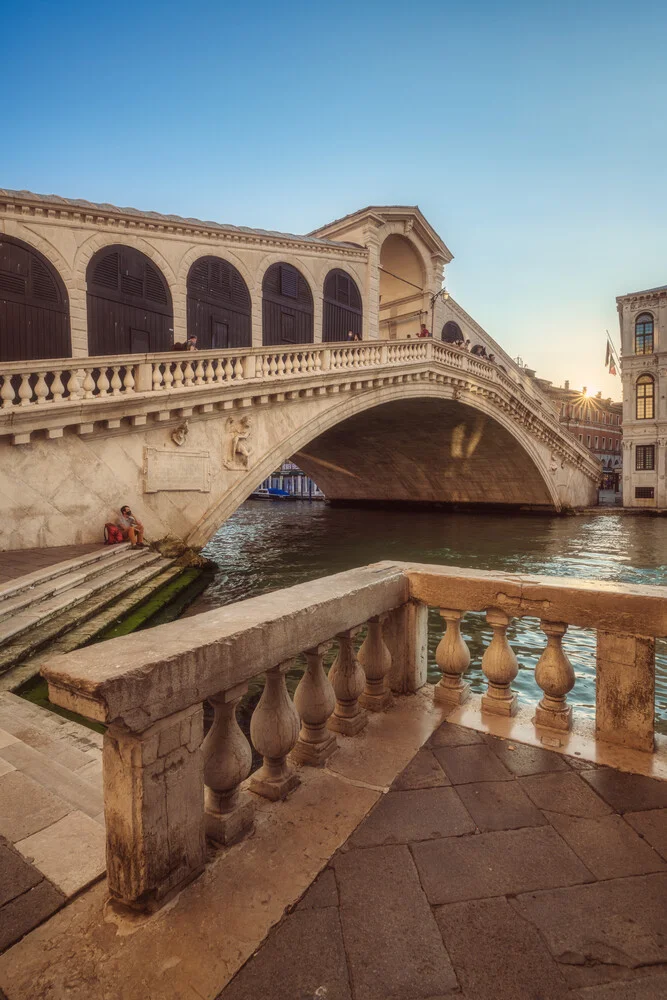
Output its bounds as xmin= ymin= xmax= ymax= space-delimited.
xmin=196 ymin=504 xmax=667 ymax=732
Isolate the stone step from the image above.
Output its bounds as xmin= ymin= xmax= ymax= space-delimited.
xmin=0 ymin=546 xmax=141 ymax=624
xmin=0 ymin=561 xmax=183 ymax=692
xmin=0 ymin=552 xmax=166 ymax=663
xmin=0 ymin=543 xmax=134 ymax=604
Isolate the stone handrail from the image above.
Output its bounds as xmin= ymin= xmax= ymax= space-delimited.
xmin=42 ymin=561 xmax=666 ymax=911
xmin=0 ymin=341 xmax=596 ymax=473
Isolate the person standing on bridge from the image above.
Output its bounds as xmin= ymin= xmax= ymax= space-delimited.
xmin=418 ymin=323 xmax=431 ymax=338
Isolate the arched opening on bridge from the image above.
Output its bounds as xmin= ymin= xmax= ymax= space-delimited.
xmin=322 ymin=268 xmax=363 ymax=341
xmin=262 ymin=263 xmax=313 ymax=345
xmin=186 ymin=256 xmax=251 ymax=349
xmin=0 ymin=235 xmax=70 ymax=361
xmin=291 ymin=398 xmax=556 ymax=509
xmin=379 ymin=235 xmax=426 ymax=340
xmin=86 ymin=245 xmax=173 ymax=356
xmin=441 ymin=321 xmax=463 ymax=344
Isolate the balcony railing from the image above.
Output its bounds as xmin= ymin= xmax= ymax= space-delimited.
xmin=42 ymin=561 xmax=666 ymax=912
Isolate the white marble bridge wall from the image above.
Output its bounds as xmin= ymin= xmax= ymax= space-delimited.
xmin=0 ymin=383 xmax=597 ymax=551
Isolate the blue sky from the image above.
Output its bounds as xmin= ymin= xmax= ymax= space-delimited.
xmin=3 ymin=0 xmax=666 ymax=399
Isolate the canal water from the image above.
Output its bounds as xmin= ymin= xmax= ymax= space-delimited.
xmin=193 ymin=503 xmax=667 ymax=733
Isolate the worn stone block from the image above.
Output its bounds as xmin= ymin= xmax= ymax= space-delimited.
xmin=0 ymin=839 xmax=42 ymax=907
xmin=391 ymin=749 xmax=450 ymax=790
xmin=0 ymin=770 xmax=70 ymax=843
xmin=483 ymin=735 xmax=570 ymax=775
xmin=296 ymin=869 xmax=339 ymax=911
xmin=427 ymin=721 xmax=484 ymax=748
xmin=15 ymin=810 xmax=106 ymax=897
xmin=519 ymin=772 xmax=613 ymax=818
xmin=625 ymin=808 xmax=667 ymax=861
xmin=0 ymin=878 xmax=64 ymax=953
xmin=596 ymin=631 xmax=655 ymax=752
xmin=103 ymin=705 xmax=205 ymax=910
xmin=383 ymin=600 xmax=428 ymax=693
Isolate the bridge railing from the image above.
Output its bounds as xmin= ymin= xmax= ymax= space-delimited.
xmin=42 ymin=561 xmax=666 ymax=912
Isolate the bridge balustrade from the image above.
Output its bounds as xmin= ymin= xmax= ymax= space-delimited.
xmin=41 ymin=561 xmax=666 ymax=912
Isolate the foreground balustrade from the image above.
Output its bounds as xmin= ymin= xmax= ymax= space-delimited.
xmin=41 ymin=561 xmax=667 ymax=913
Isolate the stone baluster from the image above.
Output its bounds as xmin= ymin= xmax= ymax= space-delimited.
xmin=82 ymin=368 xmax=96 ymax=399
xmin=194 ymin=359 xmax=205 ymax=385
xmin=34 ymin=372 xmax=49 ymax=404
xmin=269 ymin=355 xmax=278 ymax=377
xmin=276 ymin=354 xmax=285 ymax=376
xmin=434 ymin=609 xmax=471 ymax=707
xmin=67 ymin=368 xmax=81 ymax=401
xmin=110 ymin=366 xmax=122 ymax=396
xmin=51 ymin=369 xmax=65 ymax=401
xmin=163 ymin=363 xmax=174 ymax=390
xmin=291 ymin=644 xmax=337 ymax=765
xmin=172 ymin=362 xmax=184 ymax=388
xmin=285 ymin=353 xmax=294 ymax=376
xmin=261 ymin=355 xmax=270 ymax=378
xmin=224 ymin=358 xmax=234 ymax=382
xmin=327 ymin=629 xmax=367 ymax=736
xmin=205 ymin=359 xmax=215 ymax=384
xmin=481 ymin=609 xmax=518 ymax=716
xmin=234 ymin=357 xmax=244 ymax=380
xmin=306 ymin=351 xmax=314 ymax=373
xmin=122 ymin=366 xmax=135 ymax=393
xmin=313 ymin=350 xmax=322 ymax=373
xmin=152 ymin=363 xmax=164 ymax=392
xmin=1 ymin=375 xmax=16 ymax=408
xmin=249 ymin=661 xmax=300 ymax=800
xmin=18 ymin=373 xmax=32 ymax=406
xmin=534 ymin=621 xmax=575 ymax=731
xmin=183 ymin=360 xmax=194 ymax=386
xmin=202 ymin=683 xmax=255 ymax=845
xmin=358 ymin=616 xmax=393 ymax=711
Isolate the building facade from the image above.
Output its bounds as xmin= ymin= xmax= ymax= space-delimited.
xmin=261 ymin=461 xmax=325 ymax=499
xmin=617 ymin=285 xmax=667 ymax=508
xmin=532 ymin=379 xmax=622 ymax=491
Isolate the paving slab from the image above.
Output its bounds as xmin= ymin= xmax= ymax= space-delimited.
xmin=519 ymin=772 xmax=613 ymax=818
xmin=333 ymin=845 xmax=458 ymax=999
xmin=581 ymin=768 xmax=667 ymax=813
xmin=412 ymin=825 xmax=593 ymax=904
xmin=624 ymin=808 xmax=667 ymax=861
xmin=426 ymin=722 xmax=484 ymax=748
xmin=456 ymin=780 xmax=548 ymax=832
xmin=217 ymin=909 xmax=351 ymax=1000
xmin=348 ymin=787 xmax=474 ymax=848
xmin=483 ymin=735 xmax=570 ymax=775
xmin=296 ymin=868 xmax=339 ymax=910
xmin=0 ymin=761 xmax=14 ymax=778
xmin=432 ymin=744 xmax=513 ymax=784
xmin=511 ymin=872 xmax=667 ymax=989
xmin=15 ymin=811 xmax=106 ymax=897
xmin=544 ymin=813 xmax=667 ymax=879
xmin=0 ymin=742 xmax=103 ymax=819
xmin=0 ymin=879 xmax=64 ymax=953
xmin=0 ymin=771 xmax=71 ymax=843
xmin=435 ymin=895 xmax=569 ymax=1000
xmin=568 ymin=971 xmax=667 ymax=998
xmin=391 ymin=749 xmax=450 ymax=790
xmin=0 ymin=731 xmax=17 ymax=751
xmin=0 ymin=839 xmax=42 ymax=907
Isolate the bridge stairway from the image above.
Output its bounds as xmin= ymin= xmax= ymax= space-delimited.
xmin=0 ymin=546 xmax=179 ymax=688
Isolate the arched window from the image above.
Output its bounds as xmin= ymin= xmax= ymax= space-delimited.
xmin=187 ymin=256 xmax=251 ymax=349
xmin=635 ymin=313 xmax=654 ymax=355
xmin=0 ymin=236 xmax=70 ymax=361
xmin=636 ymin=374 xmax=655 ymax=419
xmin=322 ymin=269 xmax=362 ymax=342
xmin=441 ymin=321 xmax=463 ymax=344
xmin=262 ymin=263 xmax=313 ymax=345
xmin=86 ymin=245 xmax=173 ymax=355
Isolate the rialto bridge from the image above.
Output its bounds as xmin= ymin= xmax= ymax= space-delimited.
xmin=0 ymin=192 xmax=599 ymax=549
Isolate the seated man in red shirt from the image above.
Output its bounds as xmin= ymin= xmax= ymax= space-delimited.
xmin=418 ymin=324 xmax=431 ymax=338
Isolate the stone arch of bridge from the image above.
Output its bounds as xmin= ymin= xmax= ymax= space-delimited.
xmin=186 ymin=382 xmax=561 ymax=547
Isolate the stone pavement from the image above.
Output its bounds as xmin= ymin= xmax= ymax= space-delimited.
xmin=217 ymin=722 xmax=667 ymax=1000
xmin=0 ymin=545 xmax=101 ymax=586
xmin=0 ymin=693 xmax=105 ymax=952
